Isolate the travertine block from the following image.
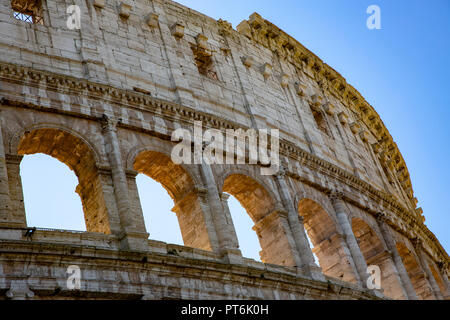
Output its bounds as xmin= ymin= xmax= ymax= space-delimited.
xmin=93 ymin=0 xmax=105 ymax=9
xmin=242 ymin=56 xmax=254 ymax=68
xmin=145 ymin=12 xmax=159 ymax=28
xmin=171 ymin=22 xmax=185 ymax=38
xmin=118 ymin=2 xmax=132 ymax=19
xmin=262 ymin=63 xmax=272 ymax=79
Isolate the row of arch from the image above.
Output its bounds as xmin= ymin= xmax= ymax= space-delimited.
xmin=1 ymin=122 xmax=449 ymax=300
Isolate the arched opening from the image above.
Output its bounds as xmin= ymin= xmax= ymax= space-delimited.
xmin=225 ymin=194 xmax=261 ymax=261
xmin=352 ymin=218 xmax=406 ymax=299
xmin=20 ymin=154 xmax=85 ymax=231
xmin=11 ymin=0 xmax=44 ymax=24
xmin=136 ymin=174 xmax=183 ymax=245
xmin=134 ymin=150 xmax=213 ymax=251
xmin=298 ymin=198 xmax=359 ymax=284
xmin=428 ymin=262 xmax=447 ymax=298
xmin=18 ymin=128 xmax=110 ymax=233
xmin=222 ymin=173 xmax=297 ymax=266
xmin=396 ymin=242 xmax=435 ymax=300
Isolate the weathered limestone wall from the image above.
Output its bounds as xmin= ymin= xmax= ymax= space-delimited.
xmin=0 ymin=0 xmax=448 ymax=300
xmin=0 ymin=0 xmax=411 ymax=197
xmin=0 ymin=231 xmax=377 ymax=300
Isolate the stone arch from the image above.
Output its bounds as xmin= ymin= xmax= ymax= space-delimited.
xmin=293 ymin=190 xmax=337 ymax=224
xmin=297 ymin=197 xmax=359 ymax=284
xmin=132 ymin=149 xmax=214 ymax=251
xmin=216 ymin=166 xmax=281 ymax=209
xmin=9 ymin=122 xmax=105 ymax=165
xmin=427 ymin=259 xmax=448 ymax=298
xmin=222 ymin=173 xmax=276 ymax=223
xmin=17 ymin=127 xmax=111 ymax=234
xmin=126 ymin=142 xmax=204 ymax=189
xmin=221 ymin=172 xmax=297 ymax=266
xmin=396 ymin=242 xmax=435 ymax=300
xmin=351 ymin=217 xmax=406 ymax=299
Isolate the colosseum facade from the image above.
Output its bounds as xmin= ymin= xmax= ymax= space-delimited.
xmin=0 ymin=0 xmax=448 ymax=300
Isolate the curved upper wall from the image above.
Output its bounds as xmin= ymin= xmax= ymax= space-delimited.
xmin=235 ymin=13 xmax=415 ymax=206
xmin=0 ymin=0 xmax=445 ymax=261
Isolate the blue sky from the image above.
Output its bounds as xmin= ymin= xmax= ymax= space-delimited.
xmin=21 ymin=1 xmax=449 ymax=260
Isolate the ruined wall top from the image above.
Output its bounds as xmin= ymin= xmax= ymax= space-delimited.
xmin=0 ymin=0 xmax=446 ymax=263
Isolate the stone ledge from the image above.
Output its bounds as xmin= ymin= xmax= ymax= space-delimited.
xmin=0 ymin=239 xmax=380 ymax=300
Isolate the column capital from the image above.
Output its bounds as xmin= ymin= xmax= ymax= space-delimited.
xmin=411 ymin=237 xmax=423 ymax=250
xmin=5 ymin=154 xmax=23 ymax=165
xmin=125 ymin=169 xmax=139 ymax=179
xmin=437 ymin=261 xmax=447 ymax=272
xmin=219 ymin=192 xmax=230 ymax=202
xmin=376 ymin=211 xmax=389 ymax=223
xmin=327 ymin=189 xmax=345 ymax=202
xmin=328 ymin=190 xmax=347 ymax=214
xmin=96 ymin=166 xmax=112 ymax=176
xmin=275 ymin=166 xmax=287 ymax=178
xmin=194 ymin=186 xmax=209 ymax=199
xmin=100 ymin=114 xmax=119 ymax=133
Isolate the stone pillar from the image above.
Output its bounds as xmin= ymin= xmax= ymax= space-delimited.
xmin=0 ymin=114 xmax=12 ymax=225
xmin=198 ymin=161 xmax=242 ymax=264
xmin=5 ymin=154 xmax=27 ymax=228
xmin=412 ymin=238 xmax=444 ymax=300
xmin=218 ymin=192 xmax=241 ymax=250
xmin=437 ymin=263 xmax=450 ymax=299
xmin=329 ymin=191 xmax=368 ymax=287
xmin=125 ymin=169 xmax=147 ymax=234
xmin=172 ymin=187 xmax=220 ymax=252
xmin=376 ymin=212 xmax=418 ymax=300
xmin=95 ymin=167 xmax=123 ymax=235
xmin=100 ymin=115 xmax=148 ymax=251
xmin=252 ymin=209 xmax=302 ymax=267
xmin=326 ymin=232 xmax=363 ymax=284
xmin=274 ymin=171 xmax=324 ymax=280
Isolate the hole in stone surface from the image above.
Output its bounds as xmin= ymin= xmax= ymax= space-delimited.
xmin=11 ymin=0 xmax=44 ymax=24
xmin=191 ymin=45 xmax=219 ymax=81
xmin=312 ymin=109 xmax=330 ymax=136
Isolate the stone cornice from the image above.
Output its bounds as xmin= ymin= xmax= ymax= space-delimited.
xmin=234 ymin=13 xmax=415 ymax=210
xmin=0 ymin=61 xmax=447 ymax=266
